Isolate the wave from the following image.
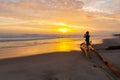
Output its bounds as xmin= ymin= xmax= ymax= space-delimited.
xmin=0 ymin=37 xmax=55 ymax=42
xmin=0 ymin=41 xmax=58 ymax=49
xmin=0 ymin=34 xmax=81 ymax=42
xmin=0 ymin=34 xmax=84 ymax=49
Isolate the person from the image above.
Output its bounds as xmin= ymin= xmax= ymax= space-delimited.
xmin=84 ymin=31 xmax=90 ymax=47
xmin=82 ymin=31 xmax=91 ymax=58
xmin=81 ymin=31 xmax=95 ymax=58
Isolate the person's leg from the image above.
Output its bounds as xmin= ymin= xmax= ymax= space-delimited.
xmin=85 ymin=43 xmax=90 ymax=58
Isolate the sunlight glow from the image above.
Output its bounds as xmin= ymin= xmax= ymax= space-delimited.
xmin=58 ymin=28 xmax=69 ymax=33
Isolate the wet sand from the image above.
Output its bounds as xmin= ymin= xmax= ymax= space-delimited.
xmin=95 ymin=37 xmax=120 ymax=70
xmin=0 ymin=37 xmax=120 ymax=80
xmin=94 ymin=37 xmax=120 ymax=79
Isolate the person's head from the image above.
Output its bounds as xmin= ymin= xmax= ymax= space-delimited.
xmin=86 ymin=31 xmax=89 ymax=34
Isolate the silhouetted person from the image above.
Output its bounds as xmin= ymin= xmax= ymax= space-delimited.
xmin=81 ymin=31 xmax=95 ymax=58
xmin=84 ymin=31 xmax=90 ymax=47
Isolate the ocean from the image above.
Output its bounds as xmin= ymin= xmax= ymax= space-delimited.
xmin=0 ymin=34 xmax=114 ymax=59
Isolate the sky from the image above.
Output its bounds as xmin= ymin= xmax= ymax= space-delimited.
xmin=0 ymin=0 xmax=120 ymax=34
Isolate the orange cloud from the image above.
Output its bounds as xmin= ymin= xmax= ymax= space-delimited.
xmin=0 ymin=0 xmax=120 ymax=34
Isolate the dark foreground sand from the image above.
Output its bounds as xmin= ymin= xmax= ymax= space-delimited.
xmin=0 ymin=50 xmax=114 ymax=80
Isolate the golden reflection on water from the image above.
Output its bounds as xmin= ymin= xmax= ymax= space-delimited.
xmin=0 ymin=38 xmax=102 ymax=59
xmin=55 ymin=38 xmax=78 ymax=51
xmin=0 ymin=38 xmax=80 ymax=59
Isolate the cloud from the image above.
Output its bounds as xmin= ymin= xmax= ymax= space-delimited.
xmin=0 ymin=0 xmax=83 ymax=20
xmin=81 ymin=0 xmax=120 ymax=14
xmin=0 ymin=0 xmax=83 ymax=9
xmin=0 ymin=0 xmax=120 ymax=33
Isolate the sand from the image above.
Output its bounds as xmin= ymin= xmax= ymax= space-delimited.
xmin=94 ymin=37 xmax=120 ymax=79
xmin=0 ymin=51 xmax=113 ymax=80
xmin=95 ymin=37 xmax=120 ymax=70
xmin=0 ymin=37 xmax=120 ymax=80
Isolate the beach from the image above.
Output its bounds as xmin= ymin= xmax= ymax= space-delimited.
xmin=95 ymin=36 xmax=120 ymax=78
xmin=95 ymin=37 xmax=120 ymax=69
xmin=0 ymin=0 xmax=119 ymax=79
xmin=0 ymin=36 xmax=120 ymax=80
xmin=0 ymin=51 xmax=113 ymax=80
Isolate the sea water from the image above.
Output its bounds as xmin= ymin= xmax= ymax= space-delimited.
xmin=0 ymin=34 xmax=114 ymax=59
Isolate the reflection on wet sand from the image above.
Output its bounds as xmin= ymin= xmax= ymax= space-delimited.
xmin=0 ymin=38 xmax=80 ymax=59
xmin=0 ymin=38 xmax=102 ymax=59
xmin=56 ymin=38 xmax=79 ymax=51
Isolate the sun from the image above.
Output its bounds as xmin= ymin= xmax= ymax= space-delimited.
xmin=58 ymin=28 xmax=69 ymax=33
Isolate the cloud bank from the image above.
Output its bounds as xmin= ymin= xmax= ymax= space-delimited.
xmin=0 ymin=0 xmax=120 ymax=33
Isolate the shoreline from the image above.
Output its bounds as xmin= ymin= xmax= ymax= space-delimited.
xmin=0 ymin=36 xmax=120 ymax=80
xmin=94 ymin=36 xmax=120 ymax=78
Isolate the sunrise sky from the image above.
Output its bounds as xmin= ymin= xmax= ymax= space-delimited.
xmin=0 ymin=0 xmax=120 ymax=34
